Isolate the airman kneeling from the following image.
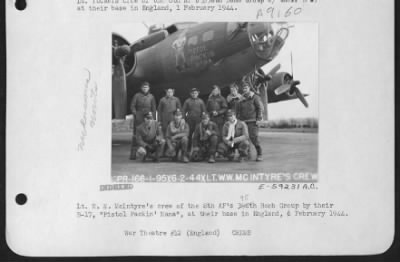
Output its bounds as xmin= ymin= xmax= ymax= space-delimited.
xmin=191 ymin=112 xmax=219 ymax=163
xmin=217 ymin=109 xmax=250 ymax=162
xmin=136 ymin=112 xmax=165 ymax=163
xmin=165 ymin=109 xmax=190 ymax=163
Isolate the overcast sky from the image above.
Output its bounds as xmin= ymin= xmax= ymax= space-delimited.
xmin=113 ymin=23 xmax=318 ymax=120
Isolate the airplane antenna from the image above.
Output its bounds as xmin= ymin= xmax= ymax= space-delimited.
xmin=290 ymin=52 xmax=294 ymax=78
xmin=142 ymin=22 xmax=149 ymax=29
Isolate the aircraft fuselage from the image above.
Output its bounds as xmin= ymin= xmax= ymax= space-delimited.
xmin=126 ymin=22 xmax=280 ymax=102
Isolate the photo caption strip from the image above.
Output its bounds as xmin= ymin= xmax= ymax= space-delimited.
xmin=75 ymin=0 xmax=320 ymax=20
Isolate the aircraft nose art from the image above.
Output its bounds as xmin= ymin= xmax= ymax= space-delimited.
xmin=247 ymin=22 xmax=289 ymax=62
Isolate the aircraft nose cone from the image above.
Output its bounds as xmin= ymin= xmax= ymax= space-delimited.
xmin=247 ymin=22 xmax=287 ymax=61
xmin=248 ymin=22 xmax=273 ymax=34
xmin=247 ymin=22 xmax=274 ymax=42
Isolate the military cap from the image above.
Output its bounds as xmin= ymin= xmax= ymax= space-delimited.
xmin=174 ymin=108 xmax=183 ymax=116
xmin=190 ymin=88 xmax=199 ymax=93
xmin=144 ymin=111 xmax=153 ymax=119
xmin=226 ymin=109 xmax=236 ymax=117
xmin=201 ymin=112 xmax=210 ymax=120
xmin=242 ymin=82 xmax=251 ymax=88
xmin=229 ymin=83 xmax=239 ymax=89
xmin=141 ymin=81 xmax=150 ymax=88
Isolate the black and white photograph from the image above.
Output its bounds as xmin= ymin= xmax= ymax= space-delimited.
xmin=112 ymin=22 xmax=319 ymax=183
xmin=5 ymin=0 xmax=394 ymax=257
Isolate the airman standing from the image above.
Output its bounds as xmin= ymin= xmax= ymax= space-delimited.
xmin=238 ymin=84 xmax=264 ymax=161
xmin=206 ymin=85 xmax=227 ymax=137
xmin=182 ymin=88 xmax=206 ymax=147
xmin=129 ymin=81 xmax=157 ymax=160
xmin=226 ymin=83 xmax=243 ymax=114
xmin=158 ymin=88 xmax=182 ymax=136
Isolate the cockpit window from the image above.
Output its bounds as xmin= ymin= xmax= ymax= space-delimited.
xmin=248 ymin=25 xmax=275 ymax=53
xmin=277 ymin=28 xmax=289 ymax=41
xmin=247 ymin=23 xmax=288 ymax=61
xmin=202 ymin=30 xmax=214 ymax=42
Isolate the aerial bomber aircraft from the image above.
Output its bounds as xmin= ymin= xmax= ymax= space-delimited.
xmin=112 ymin=22 xmax=308 ymax=120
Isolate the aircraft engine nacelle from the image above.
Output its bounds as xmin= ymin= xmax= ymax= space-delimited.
xmin=269 ymin=72 xmax=289 ymax=86
xmin=269 ymin=72 xmax=295 ymax=96
xmin=112 ymin=33 xmax=137 ymax=75
xmin=112 ymin=30 xmax=168 ymax=76
xmin=132 ymin=30 xmax=168 ymax=53
xmin=270 ymin=71 xmax=309 ymax=108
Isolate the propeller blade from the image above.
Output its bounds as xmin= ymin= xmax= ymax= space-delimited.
xmin=291 ymin=80 xmax=300 ymax=86
xmin=112 ymin=59 xmax=127 ymax=119
xmin=293 ymin=87 xmax=309 ymax=108
xmin=274 ymin=84 xmax=291 ymax=95
xmin=266 ymin=64 xmax=281 ymax=76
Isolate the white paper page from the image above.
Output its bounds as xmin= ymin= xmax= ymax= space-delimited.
xmin=6 ymin=0 xmax=394 ymax=256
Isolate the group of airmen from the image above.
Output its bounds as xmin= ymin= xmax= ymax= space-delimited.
xmin=129 ymin=81 xmax=264 ymax=163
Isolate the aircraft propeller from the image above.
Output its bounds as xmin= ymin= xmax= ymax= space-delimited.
xmin=266 ymin=63 xmax=281 ymax=76
xmin=112 ymin=43 xmax=130 ymax=119
xmin=273 ymin=53 xmax=309 ymax=108
xmin=112 ymin=30 xmax=169 ymax=119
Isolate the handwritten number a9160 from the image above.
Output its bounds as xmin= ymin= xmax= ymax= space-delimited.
xmin=266 ymin=7 xmax=302 ymax=19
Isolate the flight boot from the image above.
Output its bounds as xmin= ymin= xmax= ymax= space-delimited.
xmin=129 ymin=136 xmax=137 ymax=160
xmin=255 ymin=145 xmax=263 ymax=162
xmin=129 ymin=147 xmax=137 ymax=160
xmin=152 ymin=151 xmax=159 ymax=163
xmin=208 ymin=155 xmax=216 ymax=163
xmin=227 ymin=150 xmax=235 ymax=161
xmin=153 ymin=143 xmax=164 ymax=163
